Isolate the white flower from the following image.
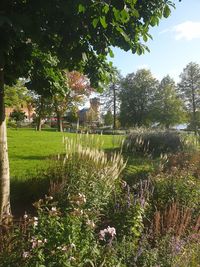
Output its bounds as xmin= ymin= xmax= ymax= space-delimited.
xmin=70 ymin=243 xmax=76 ymax=249
xmin=23 ymin=251 xmax=30 ymax=258
xmin=51 ymin=207 xmax=57 ymax=212
xmin=99 ymin=229 xmax=107 ymax=240
xmin=107 ymin=226 xmax=116 ymax=237
xmin=24 ymin=212 xmax=28 ymax=219
xmin=30 ymin=237 xmax=43 ymax=248
xmin=61 ymin=246 xmax=68 ymax=252
xmin=86 ymin=219 xmax=95 ymax=228
xmin=37 ymin=240 xmax=43 ymax=246
xmin=45 ymin=195 xmax=53 ymax=200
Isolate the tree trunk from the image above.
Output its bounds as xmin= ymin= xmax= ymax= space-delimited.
xmin=57 ymin=112 xmax=63 ymax=132
xmin=0 ymin=54 xmax=11 ymax=221
xmin=191 ymin=85 xmax=197 ymax=135
xmin=36 ymin=116 xmax=42 ymax=131
xmin=113 ymin=83 xmax=116 ymax=130
xmin=36 ymin=96 xmax=44 ymax=131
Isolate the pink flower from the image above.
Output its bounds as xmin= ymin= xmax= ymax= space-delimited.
xmin=107 ymin=226 xmax=116 ymax=237
xmin=99 ymin=226 xmax=116 ymax=241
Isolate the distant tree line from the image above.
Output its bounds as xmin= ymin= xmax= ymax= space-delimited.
xmin=103 ymin=62 xmax=200 ymax=132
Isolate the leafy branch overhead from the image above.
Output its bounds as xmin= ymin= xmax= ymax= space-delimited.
xmin=1 ymin=0 xmax=176 ymax=91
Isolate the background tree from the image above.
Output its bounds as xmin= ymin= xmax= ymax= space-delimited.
xmin=0 ymin=0 xmax=176 ymax=219
xmin=178 ymin=62 xmax=200 ymax=134
xmin=101 ymin=69 xmax=122 ymax=129
xmin=26 ymin=49 xmax=69 ymax=132
xmin=32 ymin=95 xmax=53 ymax=131
xmin=4 ymin=80 xmax=31 ymax=108
xmin=119 ymin=69 xmax=159 ymax=127
xmin=53 ymin=71 xmax=92 ymax=132
xmin=153 ymin=75 xmax=185 ymax=128
xmin=9 ymin=109 xmax=26 ymax=127
xmin=104 ymin=109 xmax=114 ymax=126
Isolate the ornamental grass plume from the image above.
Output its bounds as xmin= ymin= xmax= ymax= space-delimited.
xmin=61 ymin=134 xmax=126 ymax=198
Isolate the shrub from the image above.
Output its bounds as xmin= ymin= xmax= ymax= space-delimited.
xmin=1 ymin=136 xmax=127 ymax=266
xmin=124 ymin=129 xmax=197 ymax=157
xmin=0 ymin=197 xmax=122 ymax=267
xmin=151 ymin=173 xmax=200 ymax=213
xmin=164 ymin=151 xmax=200 ymax=179
xmin=7 ymin=120 xmax=17 ymax=128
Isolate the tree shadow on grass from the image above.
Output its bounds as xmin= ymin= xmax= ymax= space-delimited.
xmin=10 ymin=155 xmax=47 ymax=160
xmin=10 ymin=175 xmax=51 ymax=218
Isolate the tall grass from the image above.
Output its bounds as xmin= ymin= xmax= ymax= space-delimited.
xmin=124 ymin=129 xmax=197 ymax=157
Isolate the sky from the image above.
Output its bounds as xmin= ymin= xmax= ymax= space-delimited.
xmin=109 ymin=0 xmax=200 ymax=83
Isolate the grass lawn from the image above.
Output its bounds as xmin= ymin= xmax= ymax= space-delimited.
xmin=8 ymin=128 xmax=123 ymax=180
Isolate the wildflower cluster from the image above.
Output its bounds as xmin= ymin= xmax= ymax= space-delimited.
xmin=99 ymin=226 xmax=116 ymax=244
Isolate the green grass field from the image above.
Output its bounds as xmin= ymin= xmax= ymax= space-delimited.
xmin=8 ymin=128 xmax=123 ymax=179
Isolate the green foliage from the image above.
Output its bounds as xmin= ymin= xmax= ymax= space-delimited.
xmin=4 ymin=129 xmax=200 ymax=266
xmin=124 ymin=129 xmax=197 ymax=157
xmin=1 ymin=135 xmax=127 ymax=266
xmin=153 ymin=75 xmax=186 ymax=128
xmin=152 ymin=174 xmax=200 ymax=212
xmin=7 ymin=120 xmax=17 ymax=128
xmin=119 ymin=69 xmax=159 ymax=127
xmin=104 ymin=110 xmax=114 ymax=126
xmin=1 ymin=0 xmax=176 ymax=91
xmin=173 ymin=237 xmax=200 ymax=267
xmin=10 ymin=109 xmax=26 ymax=124
xmin=5 ymin=80 xmax=31 ymax=108
xmin=178 ymin=62 xmax=200 ymax=133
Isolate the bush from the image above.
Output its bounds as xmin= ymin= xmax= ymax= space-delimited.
xmin=7 ymin=120 xmax=17 ymax=128
xmin=124 ymin=129 xmax=197 ymax=157
xmin=1 ymin=136 xmax=127 ymax=266
xmin=151 ymin=173 xmax=200 ymax=213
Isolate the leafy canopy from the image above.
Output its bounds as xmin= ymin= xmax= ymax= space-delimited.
xmin=1 ymin=0 xmax=176 ymax=91
xmin=120 ymin=69 xmax=159 ymax=127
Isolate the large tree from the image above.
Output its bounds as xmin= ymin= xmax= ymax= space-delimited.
xmin=0 ymin=0 xmax=176 ymax=219
xmin=4 ymin=80 xmax=31 ymax=108
xmin=153 ymin=75 xmax=185 ymax=128
xmin=101 ymin=68 xmax=122 ymax=129
xmin=178 ymin=62 xmax=200 ymax=134
xmin=119 ymin=69 xmax=159 ymax=127
xmin=53 ymin=71 xmax=92 ymax=132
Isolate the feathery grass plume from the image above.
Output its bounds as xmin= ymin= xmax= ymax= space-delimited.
xmin=48 ymin=134 xmax=127 ymax=212
xmin=124 ymin=128 xmax=197 ymax=157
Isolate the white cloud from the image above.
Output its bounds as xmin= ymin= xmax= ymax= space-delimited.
xmin=172 ymin=21 xmax=200 ymax=41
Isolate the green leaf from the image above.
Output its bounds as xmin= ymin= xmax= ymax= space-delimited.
xmin=136 ymin=45 xmax=144 ymax=55
xmin=117 ymin=27 xmax=130 ymax=42
xmin=150 ymin=16 xmax=159 ymax=26
xmin=143 ymin=34 xmax=148 ymax=42
xmin=102 ymin=4 xmax=109 ymax=14
xmin=108 ymin=48 xmax=114 ymax=58
xmin=100 ymin=16 xmax=108 ymax=29
xmin=163 ymin=5 xmax=171 ymax=18
xmin=78 ymin=4 xmax=86 ymax=14
xmin=113 ymin=7 xmax=120 ymax=21
xmin=120 ymin=9 xmax=130 ymax=23
xmin=92 ymin=18 xmax=99 ymax=28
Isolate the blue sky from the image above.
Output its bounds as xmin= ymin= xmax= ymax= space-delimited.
xmin=109 ymin=0 xmax=200 ymax=83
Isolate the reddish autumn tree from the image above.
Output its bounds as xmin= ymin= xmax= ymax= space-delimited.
xmin=54 ymin=71 xmax=93 ymax=132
